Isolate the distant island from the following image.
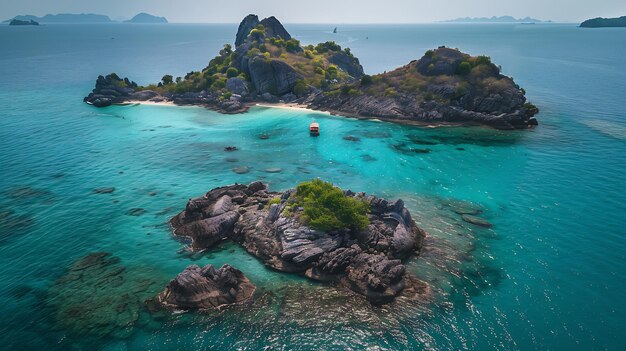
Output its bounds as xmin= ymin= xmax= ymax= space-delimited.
xmin=9 ymin=19 xmax=39 ymax=26
xmin=580 ymin=16 xmax=626 ymax=28
xmin=84 ymin=14 xmax=538 ymax=129
xmin=6 ymin=13 xmax=113 ymax=24
xmin=3 ymin=13 xmax=167 ymax=24
xmin=444 ymin=16 xmax=546 ymax=23
xmin=124 ymin=13 xmax=168 ymax=24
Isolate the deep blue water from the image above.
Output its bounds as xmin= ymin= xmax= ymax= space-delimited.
xmin=0 ymin=23 xmax=624 ymax=350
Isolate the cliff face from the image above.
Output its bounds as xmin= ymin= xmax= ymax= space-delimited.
xmin=84 ymin=14 xmax=539 ymax=129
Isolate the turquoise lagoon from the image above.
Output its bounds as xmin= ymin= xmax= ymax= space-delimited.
xmin=0 ymin=23 xmax=625 ymax=350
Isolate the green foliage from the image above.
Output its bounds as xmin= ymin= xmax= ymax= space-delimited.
xmin=424 ymin=49 xmax=434 ymax=58
xmin=250 ymin=28 xmax=265 ymax=40
xmin=456 ymin=61 xmax=472 ymax=75
xmin=384 ymin=87 xmax=396 ymax=97
xmin=293 ymin=80 xmax=308 ymax=97
xmin=314 ymin=66 xmax=325 ymax=75
xmin=294 ymin=179 xmax=369 ymax=231
xmin=325 ymin=65 xmax=338 ymax=80
xmin=523 ymin=102 xmax=539 ymax=114
xmin=474 ymin=55 xmax=491 ymax=66
xmin=304 ymin=50 xmax=314 ymax=59
xmin=315 ymin=41 xmax=342 ymax=53
xmin=360 ymin=75 xmax=373 ymax=85
xmin=285 ymin=39 xmax=301 ymax=53
xmin=268 ymin=197 xmax=281 ymax=206
xmin=161 ymin=74 xmax=173 ymax=85
xmin=226 ymin=67 xmax=239 ymax=78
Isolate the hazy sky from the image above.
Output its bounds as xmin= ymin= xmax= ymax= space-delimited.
xmin=2 ymin=0 xmax=625 ymax=23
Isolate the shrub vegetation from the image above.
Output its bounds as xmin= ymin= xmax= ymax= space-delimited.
xmin=292 ymin=179 xmax=370 ymax=231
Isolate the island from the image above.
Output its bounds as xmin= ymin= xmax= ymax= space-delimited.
xmin=124 ymin=13 xmax=168 ymax=24
xmin=444 ymin=16 xmax=545 ymax=23
xmin=5 ymin=13 xmax=113 ymax=24
xmin=158 ymin=179 xmax=426 ymax=308
xmin=580 ymin=16 xmax=626 ymax=28
xmin=84 ymin=14 xmax=539 ymax=129
xmin=9 ymin=19 xmax=39 ymax=26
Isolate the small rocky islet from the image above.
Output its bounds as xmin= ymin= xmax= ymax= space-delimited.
xmin=159 ymin=180 xmax=426 ymax=309
xmin=84 ymin=14 xmax=539 ymax=129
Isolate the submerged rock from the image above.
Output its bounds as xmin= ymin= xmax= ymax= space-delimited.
xmin=462 ymin=214 xmax=493 ymax=228
xmin=233 ymin=166 xmax=251 ymax=174
xmin=170 ymin=181 xmax=426 ymax=304
xmin=93 ymin=187 xmax=116 ymax=194
xmin=46 ymin=252 xmax=157 ymax=338
xmin=127 ymin=208 xmax=147 ymax=216
xmin=156 ymin=264 xmax=255 ymax=310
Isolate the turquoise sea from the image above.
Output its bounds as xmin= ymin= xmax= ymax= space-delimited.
xmin=0 ymin=23 xmax=625 ymax=350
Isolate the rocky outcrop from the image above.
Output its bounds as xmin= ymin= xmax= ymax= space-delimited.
xmin=235 ymin=15 xmax=291 ymax=47
xmin=328 ymin=51 xmax=364 ymax=79
xmin=156 ymin=264 xmax=255 ymax=310
xmin=235 ymin=14 xmax=260 ymax=47
xmin=170 ymin=182 xmax=425 ymax=304
xmin=259 ymin=16 xmax=292 ymax=42
xmin=83 ymin=74 xmax=138 ymax=107
xmin=247 ymin=57 xmax=303 ymax=95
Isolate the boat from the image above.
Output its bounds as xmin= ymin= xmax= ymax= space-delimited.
xmin=309 ymin=122 xmax=320 ymax=136
xmin=333 ymin=27 xmax=337 ymax=34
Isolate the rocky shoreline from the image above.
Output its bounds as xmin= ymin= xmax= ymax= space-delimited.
xmin=160 ymin=181 xmax=426 ymax=308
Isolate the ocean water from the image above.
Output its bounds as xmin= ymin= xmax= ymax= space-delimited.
xmin=0 ymin=23 xmax=625 ymax=350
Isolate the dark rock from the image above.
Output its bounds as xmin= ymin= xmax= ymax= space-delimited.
xmin=328 ymin=51 xmax=364 ymax=78
xmin=93 ymin=187 xmax=115 ymax=194
xmin=416 ymin=47 xmax=466 ymax=76
xmin=169 ymin=181 xmax=425 ymax=304
xmin=130 ymin=90 xmax=158 ymax=101
xmin=343 ymin=135 xmax=360 ymax=142
xmin=235 ymin=14 xmax=260 ymax=47
xmin=248 ymin=57 xmax=303 ymax=95
xmin=226 ymin=77 xmax=250 ymax=95
xmin=224 ymin=146 xmax=238 ymax=151
xmin=259 ymin=16 xmax=292 ymax=42
xmin=156 ymin=264 xmax=255 ymax=310
xmin=127 ymin=208 xmax=147 ymax=216
xmin=461 ymin=214 xmax=493 ymax=228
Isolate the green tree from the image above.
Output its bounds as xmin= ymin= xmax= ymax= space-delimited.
xmin=294 ymin=179 xmax=370 ymax=231
xmin=285 ymin=39 xmax=301 ymax=53
xmin=293 ymin=80 xmax=308 ymax=97
xmin=226 ymin=67 xmax=239 ymax=78
xmin=360 ymin=75 xmax=373 ymax=85
xmin=161 ymin=74 xmax=173 ymax=85
xmin=456 ymin=62 xmax=472 ymax=75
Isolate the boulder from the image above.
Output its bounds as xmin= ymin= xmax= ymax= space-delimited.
xmin=248 ymin=57 xmax=303 ymax=95
xmin=157 ymin=264 xmax=255 ymax=309
xmin=328 ymin=51 xmax=364 ymax=78
xmin=226 ymin=77 xmax=250 ymax=95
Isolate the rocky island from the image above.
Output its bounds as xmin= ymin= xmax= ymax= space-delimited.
xmin=84 ymin=14 xmax=539 ymax=129
xmin=124 ymin=13 xmax=168 ymax=24
xmin=9 ymin=19 xmax=39 ymax=26
xmin=162 ymin=180 xmax=426 ymax=307
xmin=580 ymin=16 xmax=626 ymax=28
